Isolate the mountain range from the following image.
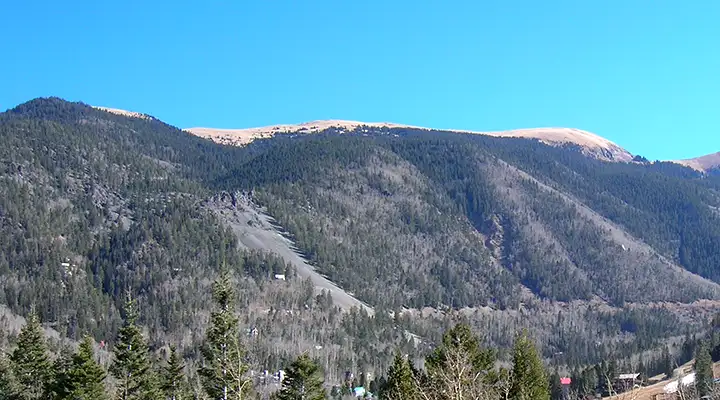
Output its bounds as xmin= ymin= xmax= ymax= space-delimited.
xmin=99 ymin=104 xmax=720 ymax=171
xmin=185 ymin=121 xmax=634 ymax=162
xmin=182 ymin=117 xmax=719 ymax=172
xmin=3 ymin=97 xmax=720 ymax=377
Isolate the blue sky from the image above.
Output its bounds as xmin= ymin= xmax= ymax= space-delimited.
xmin=1 ymin=1 xmax=718 ymax=160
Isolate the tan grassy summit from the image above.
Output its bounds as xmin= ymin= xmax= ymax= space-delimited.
xmin=92 ymin=106 xmax=151 ymax=120
xmin=89 ymin=105 xmax=632 ymax=162
xmin=673 ymin=152 xmax=720 ymax=172
xmin=185 ymin=121 xmax=633 ymax=162
xmin=185 ymin=120 xmax=419 ymax=146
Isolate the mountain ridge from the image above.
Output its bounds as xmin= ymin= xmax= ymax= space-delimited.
xmin=84 ymin=104 xmax=720 ymax=170
xmin=186 ymin=121 xmax=634 ymax=163
xmin=673 ymin=152 xmax=720 ymax=172
xmin=91 ymin=105 xmax=155 ymax=120
xmin=86 ymin=104 xmax=720 ymax=171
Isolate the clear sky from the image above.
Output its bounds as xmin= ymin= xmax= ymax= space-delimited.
xmin=1 ymin=1 xmax=719 ymax=160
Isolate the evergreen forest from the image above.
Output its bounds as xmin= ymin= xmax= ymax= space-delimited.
xmin=4 ymin=97 xmax=720 ymax=398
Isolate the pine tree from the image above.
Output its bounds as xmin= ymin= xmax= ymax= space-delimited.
xmin=509 ymin=330 xmax=549 ymax=400
xmin=199 ymin=271 xmax=253 ymax=400
xmin=382 ymin=352 xmax=418 ymax=400
xmin=711 ymin=332 xmax=720 ymax=362
xmin=370 ymin=376 xmax=385 ymax=398
xmin=596 ymin=360 xmax=617 ymax=397
xmin=695 ymin=340 xmax=713 ymax=398
xmin=9 ymin=313 xmax=52 ymax=400
xmin=681 ymin=332 xmax=695 ymax=363
xmin=0 ymin=349 xmax=17 ymax=400
xmin=52 ymin=344 xmax=75 ymax=399
xmin=0 ymin=326 xmax=15 ymax=399
xmin=424 ymin=323 xmax=498 ymax=400
xmin=636 ymin=355 xmax=647 ymax=384
xmin=273 ymin=353 xmax=326 ymax=400
xmin=661 ymin=346 xmax=674 ymax=378
xmin=161 ymin=345 xmax=189 ymax=400
xmin=607 ymin=359 xmax=618 ymax=391
xmin=578 ymin=366 xmax=597 ymax=397
xmin=549 ymin=370 xmax=562 ymax=400
xmin=55 ymin=336 xmax=108 ymax=399
xmin=111 ymin=295 xmax=161 ymax=400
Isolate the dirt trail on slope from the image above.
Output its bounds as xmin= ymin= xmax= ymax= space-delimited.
xmin=207 ymin=193 xmax=374 ymax=315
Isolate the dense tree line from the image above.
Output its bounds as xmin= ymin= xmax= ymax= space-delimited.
xmin=0 ymin=272 xmax=557 ymax=400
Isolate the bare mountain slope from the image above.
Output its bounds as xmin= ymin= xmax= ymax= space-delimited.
xmin=673 ymin=151 xmax=720 ymax=171
xmin=186 ymin=121 xmax=633 ymax=162
xmin=91 ymin=105 xmax=152 ymax=120
xmin=206 ymin=192 xmax=374 ymax=314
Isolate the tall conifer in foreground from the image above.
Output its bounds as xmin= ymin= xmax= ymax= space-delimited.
xmin=161 ymin=345 xmax=189 ymax=400
xmin=273 ymin=353 xmax=326 ymax=400
xmin=695 ymin=340 xmax=714 ymax=398
xmin=0 ymin=347 xmax=17 ymax=399
xmin=111 ymin=294 xmax=160 ymax=400
xmin=509 ymin=330 xmax=549 ymax=400
xmin=424 ymin=323 xmax=498 ymax=400
xmin=9 ymin=313 xmax=52 ymax=400
xmin=199 ymin=271 xmax=253 ymax=400
xmin=382 ymin=352 xmax=418 ymax=400
xmin=55 ymin=335 xmax=108 ymax=400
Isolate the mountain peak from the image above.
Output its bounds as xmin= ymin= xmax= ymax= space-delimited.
xmin=185 ymin=120 xmax=633 ymax=162
xmin=92 ymin=106 xmax=152 ymax=120
xmin=672 ymin=152 xmax=720 ymax=172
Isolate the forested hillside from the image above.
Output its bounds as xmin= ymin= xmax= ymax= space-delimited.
xmin=219 ymin=129 xmax=720 ymax=308
xmin=3 ymin=97 xmax=720 ymax=391
xmin=0 ymin=98 xmax=422 ymax=381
